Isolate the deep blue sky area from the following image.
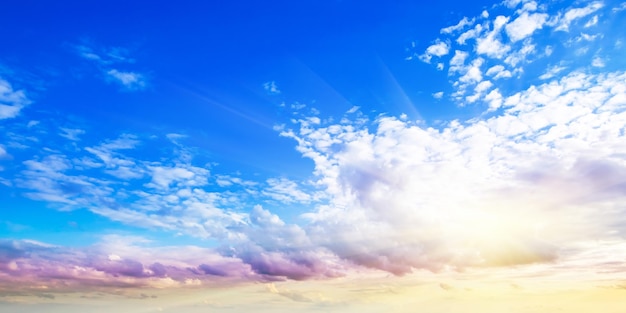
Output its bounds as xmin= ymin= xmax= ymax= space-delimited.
xmin=1 ymin=0 xmax=498 ymax=178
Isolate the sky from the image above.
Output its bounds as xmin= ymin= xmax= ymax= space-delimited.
xmin=1 ymin=0 xmax=626 ymax=312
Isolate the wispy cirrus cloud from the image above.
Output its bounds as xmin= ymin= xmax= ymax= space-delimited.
xmin=105 ymin=69 xmax=146 ymax=90
xmin=73 ymin=42 xmax=148 ymax=90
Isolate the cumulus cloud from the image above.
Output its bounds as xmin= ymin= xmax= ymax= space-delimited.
xmin=476 ymin=15 xmax=512 ymax=58
xmin=485 ymin=65 xmax=512 ymax=79
xmin=505 ymin=12 xmax=548 ymax=42
xmin=4 ymin=0 xmax=626 ymax=289
xmin=280 ymin=70 xmax=626 ymax=274
xmin=420 ymin=40 xmax=450 ymax=63
xmin=0 ymin=237 xmax=261 ymax=291
xmin=414 ymin=0 xmax=625 ymax=108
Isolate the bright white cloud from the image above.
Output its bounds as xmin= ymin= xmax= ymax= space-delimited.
xmin=503 ymin=39 xmax=535 ymax=66
xmin=476 ymin=16 xmax=511 ymax=58
xmin=555 ymin=1 xmax=604 ymax=31
xmin=505 ymin=12 xmax=548 ymax=42
xmin=441 ymin=17 xmax=474 ymax=34
xmin=485 ymin=65 xmax=513 ymax=79
xmin=346 ymin=106 xmax=360 ymax=114
xmin=458 ymin=58 xmax=484 ymax=84
xmin=448 ymin=50 xmax=469 ymax=73
xmin=281 ymin=69 xmax=626 ymax=274
xmin=456 ymin=24 xmax=483 ymax=45
xmin=420 ymin=40 xmax=450 ymax=63
xmin=484 ymin=88 xmax=504 ymax=110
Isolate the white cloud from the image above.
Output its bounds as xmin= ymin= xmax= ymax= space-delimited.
xmin=0 ymin=145 xmax=8 ymax=159
xmin=503 ymin=40 xmax=535 ymax=66
xmin=486 ymin=65 xmax=513 ymax=79
xmin=346 ymin=106 xmax=360 ymax=114
xmin=106 ymin=69 xmax=146 ymax=90
xmin=433 ymin=91 xmax=444 ymax=99
xmin=476 ymin=16 xmax=511 ymax=58
xmin=584 ymin=15 xmax=598 ymax=27
xmin=613 ymin=2 xmax=626 ymax=12
xmin=505 ymin=12 xmax=548 ymax=42
xmin=262 ymin=178 xmax=312 ymax=204
xmin=420 ymin=40 xmax=450 ymax=63
xmin=147 ymin=165 xmax=207 ymax=190
xmin=504 ymin=0 xmax=523 ymax=9
xmin=555 ymin=2 xmax=604 ymax=31
xmin=441 ymin=17 xmax=474 ymax=34
xmin=592 ymin=57 xmax=605 ymax=68
xmin=539 ymin=65 xmax=566 ymax=80
xmin=75 ymin=44 xmax=134 ymax=65
xmin=263 ymin=81 xmax=280 ymax=95
xmin=291 ymin=102 xmax=306 ymax=110
xmin=518 ymin=1 xmax=539 ymax=13
xmin=0 ymin=78 xmax=30 ymax=120
xmin=474 ymin=80 xmax=493 ymax=93
xmin=282 ymin=70 xmax=626 ymax=274
xmin=59 ymin=128 xmax=85 ymax=141
xmin=484 ymin=88 xmax=503 ymax=110
xmin=457 ymin=24 xmax=483 ymax=45
xmin=448 ymin=50 xmax=469 ymax=73
xmin=459 ymin=58 xmax=484 ymax=84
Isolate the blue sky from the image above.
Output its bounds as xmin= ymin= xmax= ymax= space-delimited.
xmin=2 ymin=0 xmax=626 ymax=311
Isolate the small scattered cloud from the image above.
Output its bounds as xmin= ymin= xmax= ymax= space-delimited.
xmin=106 ymin=69 xmax=147 ymax=90
xmin=73 ymin=42 xmax=147 ymax=91
xmin=585 ymin=15 xmax=599 ymax=27
xmin=433 ymin=91 xmax=444 ymax=99
xmin=263 ymin=81 xmax=280 ymax=95
xmin=262 ymin=178 xmax=312 ymax=204
xmin=59 ymin=127 xmax=85 ymax=141
xmin=539 ymin=65 xmax=566 ymax=79
xmin=0 ymin=78 xmax=30 ymax=120
xmin=592 ymin=57 xmax=605 ymax=67
xmin=419 ymin=39 xmax=450 ymax=63
xmin=346 ymin=106 xmax=360 ymax=114
xmin=441 ymin=17 xmax=475 ymax=34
